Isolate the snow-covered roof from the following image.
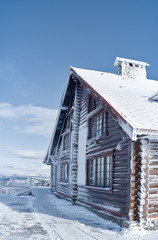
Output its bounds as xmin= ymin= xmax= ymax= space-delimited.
xmin=114 ymin=57 xmax=150 ymax=67
xmin=71 ymin=66 xmax=158 ymax=140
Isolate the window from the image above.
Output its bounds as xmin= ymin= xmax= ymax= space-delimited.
xmin=88 ymin=95 xmax=96 ymax=112
xmin=63 ymin=133 xmax=70 ymax=151
xmin=60 ymin=163 xmax=69 ymax=182
xmin=63 ymin=114 xmax=71 ymax=132
xmin=89 ymin=110 xmax=106 ymax=138
xmin=87 ymin=155 xmax=112 ymax=189
xmin=65 ymin=114 xmax=71 ymax=130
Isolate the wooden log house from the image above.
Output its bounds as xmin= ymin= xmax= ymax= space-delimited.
xmin=44 ymin=57 xmax=158 ymax=229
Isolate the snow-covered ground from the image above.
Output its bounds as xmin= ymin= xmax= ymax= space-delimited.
xmin=0 ymin=179 xmax=158 ymax=240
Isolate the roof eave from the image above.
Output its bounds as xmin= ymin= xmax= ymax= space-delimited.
xmin=133 ymin=128 xmax=158 ymax=140
xmin=43 ymin=72 xmax=76 ymax=164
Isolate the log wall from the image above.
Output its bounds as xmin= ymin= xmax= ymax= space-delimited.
xmin=129 ymin=141 xmax=141 ymax=222
xmin=129 ymin=138 xmax=158 ymax=227
xmin=54 ymin=80 xmax=81 ymax=200
xmin=148 ymin=139 xmax=158 ymax=220
xmin=70 ymin=81 xmax=81 ymax=201
xmin=77 ymin=83 xmax=132 ymax=219
xmin=55 ymin=139 xmax=72 ymax=199
xmin=49 ymin=75 xmax=158 ymax=226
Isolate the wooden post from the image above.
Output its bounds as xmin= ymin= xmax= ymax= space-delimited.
xmin=138 ymin=138 xmax=149 ymax=225
xmin=71 ymin=80 xmax=81 ymax=202
xmin=28 ymin=177 xmax=32 ymax=190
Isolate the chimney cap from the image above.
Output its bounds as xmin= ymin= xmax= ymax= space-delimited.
xmin=114 ymin=57 xmax=150 ymax=67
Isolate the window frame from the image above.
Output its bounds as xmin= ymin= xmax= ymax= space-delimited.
xmin=62 ymin=111 xmax=72 ymax=154
xmin=86 ymin=151 xmax=113 ymax=192
xmin=88 ymin=95 xmax=97 ymax=113
xmin=64 ymin=113 xmax=71 ymax=131
xmin=60 ymin=162 xmax=69 ymax=183
xmin=62 ymin=130 xmax=70 ymax=153
xmin=88 ymin=109 xmax=107 ymax=139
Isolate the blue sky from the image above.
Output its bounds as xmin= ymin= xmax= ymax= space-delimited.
xmin=0 ymin=0 xmax=158 ymax=175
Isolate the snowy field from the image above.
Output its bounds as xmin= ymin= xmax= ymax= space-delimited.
xmin=0 ymin=177 xmax=158 ymax=240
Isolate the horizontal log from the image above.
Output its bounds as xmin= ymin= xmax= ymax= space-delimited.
xmin=149 ymin=194 xmax=158 ymax=200
xmin=113 ymin=167 xmax=129 ymax=173
xmin=148 ymin=207 xmax=158 ymax=213
xmin=77 ymin=194 xmax=129 ymax=211
xmin=113 ymin=173 xmax=129 ymax=178
xmin=78 ymin=186 xmax=128 ymax=199
xmin=149 ymin=189 xmax=158 ymax=194
xmin=149 ymin=203 xmax=158 ymax=208
xmin=113 ymin=185 xmax=129 ymax=191
xmin=113 ymin=162 xmax=129 ymax=168
xmin=149 ymin=162 xmax=158 ymax=167
xmin=148 ymin=214 xmax=158 ymax=219
xmin=114 ymin=150 xmax=129 ymax=157
xmin=150 ymin=169 xmax=158 ymax=175
xmin=149 ymin=183 xmax=158 ymax=188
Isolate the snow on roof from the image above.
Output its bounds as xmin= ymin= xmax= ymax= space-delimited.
xmin=114 ymin=57 xmax=150 ymax=66
xmin=71 ymin=66 xmax=158 ymax=139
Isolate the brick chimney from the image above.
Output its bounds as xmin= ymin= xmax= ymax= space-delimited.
xmin=114 ymin=57 xmax=150 ymax=80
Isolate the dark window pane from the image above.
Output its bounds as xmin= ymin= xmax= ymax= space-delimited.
xmin=61 ymin=163 xmax=69 ymax=182
xmin=63 ymin=133 xmax=69 ymax=150
xmin=87 ymin=155 xmax=112 ymax=189
xmin=88 ymin=96 xmax=96 ymax=112
xmin=88 ymin=159 xmax=96 ymax=186
xmin=89 ymin=111 xmax=106 ymax=139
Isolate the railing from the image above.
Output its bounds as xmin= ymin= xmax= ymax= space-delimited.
xmin=0 ymin=187 xmax=31 ymax=196
xmin=0 ymin=177 xmax=32 ymax=196
xmin=30 ymin=177 xmax=50 ymax=187
xmin=0 ymin=176 xmax=50 ymax=196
